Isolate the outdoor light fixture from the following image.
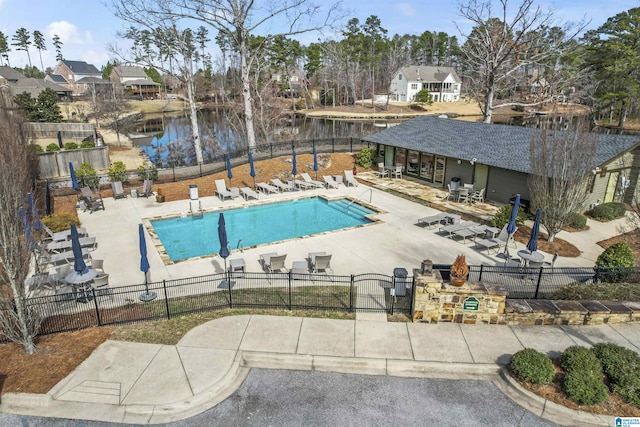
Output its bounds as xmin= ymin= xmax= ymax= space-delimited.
xmin=457 ymin=159 xmax=462 ymax=164
xmin=592 ymin=167 xmax=601 ymax=175
xmin=470 ymin=158 xmax=477 ymax=165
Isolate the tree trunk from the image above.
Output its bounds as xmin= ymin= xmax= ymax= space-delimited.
xmin=240 ymin=41 xmax=256 ymax=153
xmin=618 ymin=101 xmax=628 ymax=128
xmin=185 ymin=73 xmax=203 ymax=164
xmin=483 ymin=85 xmax=494 ymax=123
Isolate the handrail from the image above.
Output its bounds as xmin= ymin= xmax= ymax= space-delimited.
xmin=347 ymin=188 xmax=372 ymax=210
xmin=236 ymin=239 xmax=243 ymax=252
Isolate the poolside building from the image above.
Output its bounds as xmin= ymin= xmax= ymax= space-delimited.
xmin=362 ymin=116 xmax=640 ymax=209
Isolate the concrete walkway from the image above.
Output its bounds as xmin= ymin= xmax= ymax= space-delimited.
xmin=2 ymin=315 xmax=639 ymax=425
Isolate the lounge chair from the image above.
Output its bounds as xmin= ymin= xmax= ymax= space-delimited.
xmin=241 ymin=187 xmax=259 ymax=200
xmin=111 ymin=181 xmax=127 ymax=199
xmin=294 ymin=180 xmax=314 ymax=190
xmin=215 ymin=179 xmax=238 ymax=201
xmin=475 ymin=225 xmax=513 ymax=254
xmin=271 ymin=178 xmax=294 ymax=192
xmin=80 ymin=186 xmax=101 ymax=202
xmin=79 ymin=186 xmax=105 ymax=213
xmin=344 ymin=170 xmax=358 ymax=187
xmin=417 ymin=213 xmax=446 ymax=228
xmin=323 ymin=176 xmax=339 ymax=189
xmin=260 ymin=252 xmax=287 ymax=273
xmin=312 ymin=254 xmax=333 ymax=273
xmin=42 ymin=224 xmax=88 ymax=242
xmin=300 ymin=173 xmax=323 ymax=188
xmin=256 ymin=182 xmax=278 ymax=194
xmin=138 ymin=180 xmax=154 ymax=198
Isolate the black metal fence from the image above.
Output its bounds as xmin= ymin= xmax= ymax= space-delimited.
xmin=25 ymin=265 xmax=640 ymax=337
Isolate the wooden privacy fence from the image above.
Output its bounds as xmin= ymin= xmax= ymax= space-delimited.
xmin=38 ymin=147 xmax=110 ymax=179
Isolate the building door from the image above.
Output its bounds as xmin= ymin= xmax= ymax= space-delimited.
xmin=604 ymin=172 xmax=619 ymax=203
xmin=473 ymin=164 xmax=489 ymax=190
xmin=385 ymin=146 xmax=395 ymax=167
xmin=434 ymin=156 xmax=446 ymax=186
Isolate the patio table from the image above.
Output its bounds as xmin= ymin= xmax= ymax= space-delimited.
xmin=453 ymin=228 xmax=477 ymax=243
xmin=517 ymin=250 xmax=545 ymax=266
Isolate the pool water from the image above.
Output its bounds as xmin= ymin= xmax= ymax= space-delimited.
xmin=151 ymin=197 xmax=375 ymax=262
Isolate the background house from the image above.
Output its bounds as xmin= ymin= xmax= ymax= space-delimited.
xmin=389 ymin=66 xmax=461 ymax=102
xmin=0 ymin=66 xmax=71 ymax=100
xmin=52 ymin=60 xmax=111 ymax=97
xmin=110 ymin=66 xmax=160 ymax=99
xmin=362 ymin=116 xmax=640 ymax=209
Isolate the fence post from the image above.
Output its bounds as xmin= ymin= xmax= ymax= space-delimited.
xmin=227 ymin=272 xmax=233 ymax=308
xmin=409 ymin=275 xmax=415 ymax=315
xmin=288 ymin=271 xmax=293 ymax=310
xmin=199 ymin=162 xmax=203 ymax=178
xmin=350 ymin=274 xmax=354 ymax=312
xmin=594 ymin=265 xmax=600 ymax=284
xmin=534 ymin=267 xmax=544 ymax=299
xmin=478 ymin=264 xmax=484 ymax=282
xmin=332 ymin=138 xmax=335 ymax=153
xmin=270 ymin=143 xmax=273 ymax=159
xmin=350 ymin=137 xmax=353 ymax=153
xmin=92 ymin=289 xmax=101 ymax=326
xmin=163 ymin=280 xmax=170 ymax=319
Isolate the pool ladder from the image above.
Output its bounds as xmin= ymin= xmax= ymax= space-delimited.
xmin=189 ymin=199 xmax=203 ymax=219
xmin=346 ymin=188 xmax=372 ymax=211
xmin=236 ymin=239 xmax=244 ymax=252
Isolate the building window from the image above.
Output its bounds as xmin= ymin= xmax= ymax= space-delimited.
xmin=398 ymin=74 xmax=402 ymax=80
xmin=410 ymin=83 xmax=418 ymax=90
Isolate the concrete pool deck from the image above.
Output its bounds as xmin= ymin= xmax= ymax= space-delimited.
xmin=76 ymin=174 xmax=622 ymax=288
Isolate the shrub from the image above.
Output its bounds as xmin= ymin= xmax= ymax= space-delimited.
xmin=562 ymin=371 xmax=609 ymax=405
xmin=596 ymin=242 xmax=635 ymax=268
xmin=41 ymin=213 xmax=79 ymax=232
xmin=592 ymin=343 xmax=640 ymax=406
xmin=570 ymin=213 xmax=587 ymax=230
xmin=590 ymin=202 xmax=626 ymax=221
xmin=137 ymin=164 xmax=158 ymax=181
xmin=46 ymin=143 xmax=60 ymax=152
xmin=560 ymin=346 xmax=603 ymax=375
xmin=76 ymin=162 xmax=100 ymax=189
xmin=80 ymin=140 xmax=95 ymax=148
xmin=108 ymin=161 xmax=128 ymax=183
xmin=355 ymin=146 xmax=373 ymax=169
xmin=509 ymin=348 xmax=554 ymax=384
xmin=491 ymin=204 xmax=527 ymax=229
xmin=64 ymin=142 xmax=78 ymax=150
xmin=32 ymin=144 xmax=43 ymax=153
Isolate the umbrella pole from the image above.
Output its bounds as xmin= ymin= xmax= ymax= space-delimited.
xmin=140 ymin=271 xmax=157 ymax=302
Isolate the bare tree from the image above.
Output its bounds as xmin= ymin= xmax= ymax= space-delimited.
xmin=528 ymin=115 xmax=598 ymax=242
xmin=0 ymin=85 xmax=41 ymax=354
xmin=457 ymin=0 xmax=586 ymax=123
xmin=110 ymin=0 xmax=342 ymax=153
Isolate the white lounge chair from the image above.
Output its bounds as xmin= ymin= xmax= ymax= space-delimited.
xmin=260 ymin=252 xmax=287 ymax=273
xmin=301 ymin=173 xmax=323 ymax=188
xmin=294 ymin=180 xmax=314 ymax=190
xmin=323 ymin=176 xmax=339 ymax=189
xmin=417 ymin=213 xmax=446 ymax=228
xmin=256 ymin=182 xmax=278 ymax=194
xmin=42 ymin=224 xmax=88 ymax=242
xmin=312 ymin=254 xmax=333 ymax=273
xmin=344 ymin=170 xmax=358 ymax=187
xmin=241 ymin=187 xmax=259 ymax=200
xmin=269 ymin=178 xmax=291 ymax=192
xmin=215 ymin=179 xmax=238 ymax=201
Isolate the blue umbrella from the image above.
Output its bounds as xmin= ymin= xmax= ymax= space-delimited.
xmin=507 ymin=194 xmax=520 ymax=235
xmin=313 ymin=146 xmax=319 ymax=180
xmin=248 ymin=151 xmax=256 ymax=189
xmin=27 ymin=192 xmax=41 ymax=230
xmin=527 ymin=208 xmax=541 ymax=253
xmin=139 ymin=223 xmax=156 ymax=301
xmin=226 ymin=154 xmax=233 ymax=188
xmin=69 ymin=162 xmax=78 ymax=190
xmin=218 ymin=213 xmax=230 ymax=281
xmin=292 ymin=150 xmax=297 ymax=189
xmin=18 ymin=207 xmax=35 ymax=251
xmin=70 ymin=223 xmax=88 ymax=275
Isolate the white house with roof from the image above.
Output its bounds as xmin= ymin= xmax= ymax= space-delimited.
xmin=390 ymin=66 xmax=461 ymax=103
xmin=110 ymin=66 xmax=160 ymax=99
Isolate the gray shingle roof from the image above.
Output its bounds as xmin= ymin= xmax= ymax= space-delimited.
xmin=362 ymin=116 xmax=640 ymax=173
xmin=0 ymin=66 xmax=26 ymax=82
xmin=398 ymin=66 xmax=461 ymax=83
xmin=123 ymin=78 xmax=159 ymax=86
xmin=61 ymin=60 xmax=101 ymax=75
xmin=46 ymin=73 xmax=68 ymax=83
xmin=113 ymin=66 xmax=149 ymax=78
xmin=76 ymin=76 xmax=110 ymax=84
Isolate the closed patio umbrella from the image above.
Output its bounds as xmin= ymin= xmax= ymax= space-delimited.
xmin=139 ymin=223 xmax=156 ymax=301
xmin=527 ymin=208 xmax=541 ymax=253
xmin=69 ymin=162 xmax=78 ymax=190
xmin=64 ymin=223 xmax=97 ymax=302
xmin=313 ymin=146 xmax=319 ymax=180
xmin=248 ymin=151 xmax=256 ymax=189
xmin=507 ymin=194 xmax=520 ymax=235
xmin=292 ymin=150 xmax=297 ymax=189
xmin=44 ymin=180 xmax=52 ymax=215
xmin=226 ymin=154 xmax=233 ymax=188
xmin=218 ymin=213 xmax=231 ymax=292
xmin=27 ymin=192 xmax=41 ymax=230
xmin=18 ymin=207 xmax=35 ymax=251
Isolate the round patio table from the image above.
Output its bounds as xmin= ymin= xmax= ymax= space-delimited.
xmin=517 ymin=250 xmax=544 ymax=266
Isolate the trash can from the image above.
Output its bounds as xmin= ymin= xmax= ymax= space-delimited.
xmin=393 ymin=267 xmax=408 ymax=297
xmin=509 ymin=196 xmax=530 ymax=213
xmin=450 ymin=177 xmax=461 ymax=190
xmin=130 ymin=188 xmax=138 ymax=198
xmin=189 ymin=184 xmax=199 ymax=200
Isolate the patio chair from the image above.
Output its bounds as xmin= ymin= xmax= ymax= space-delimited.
xmin=241 ymin=187 xmax=259 ymax=201
xmin=138 ymin=180 xmax=154 ymax=198
xmin=417 ymin=213 xmax=446 ymax=228
xmin=445 ymin=183 xmax=456 ymax=201
xmin=456 ymin=188 xmax=470 ymax=203
xmin=80 ymin=186 xmax=101 ymax=202
xmin=215 ymin=179 xmax=237 ymax=201
xmin=475 ymin=225 xmax=509 ymax=254
xmin=42 ymin=224 xmax=88 ymax=242
xmin=92 ymin=274 xmax=113 ymax=300
xmin=111 ymin=181 xmax=127 ymax=200
xmin=91 ymin=259 xmax=105 ymax=274
xmin=376 ymin=163 xmax=389 ymax=178
xmin=323 ymin=175 xmax=339 ymax=189
xmin=294 ymin=180 xmax=315 ymax=190
xmin=344 ymin=170 xmax=358 ymax=187
xmin=471 ymin=188 xmax=486 ymax=203
xmin=256 ymin=182 xmax=278 ymax=194
xmin=544 ymin=253 xmax=559 ymax=269
xmin=301 ymin=173 xmax=323 ymax=188
xmin=392 ymin=165 xmax=402 ymax=179
xmin=271 ymin=178 xmax=295 ymax=192
xmin=264 ymin=253 xmax=287 ymax=273
xmin=312 ymin=254 xmax=333 ymax=273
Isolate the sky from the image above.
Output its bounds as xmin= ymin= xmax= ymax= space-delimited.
xmin=0 ymin=0 xmax=636 ymax=71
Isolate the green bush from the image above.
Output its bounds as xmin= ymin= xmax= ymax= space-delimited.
xmin=590 ymin=202 xmax=626 ymax=221
xmin=592 ymin=343 xmax=640 ymax=406
xmin=80 ymin=140 xmax=95 ymax=148
xmin=509 ymin=348 xmax=555 ymax=384
xmin=560 ymin=346 xmax=603 ymax=375
xmin=355 ymin=146 xmax=373 ymax=169
xmin=41 ymin=213 xmax=79 ymax=232
xmin=32 ymin=144 xmax=43 ymax=153
xmin=46 ymin=143 xmax=60 ymax=152
xmin=108 ymin=161 xmax=128 ymax=183
xmin=570 ymin=213 xmax=587 ymax=230
xmin=76 ymin=162 xmax=100 ymax=189
xmin=596 ymin=242 xmax=635 ymax=268
xmin=562 ymin=371 xmax=609 ymax=405
xmin=548 ymin=282 xmax=640 ymax=301
xmin=491 ymin=204 xmax=527 ymax=229
xmin=137 ymin=164 xmax=158 ymax=181
xmin=64 ymin=142 xmax=78 ymax=150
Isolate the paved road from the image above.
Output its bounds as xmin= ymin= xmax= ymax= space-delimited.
xmin=0 ymin=370 xmax=557 ymax=426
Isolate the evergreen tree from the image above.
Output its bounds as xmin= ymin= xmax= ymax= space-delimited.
xmin=11 ymin=28 xmax=32 ymax=67
xmin=32 ymin=30 xmax=46 ymax=72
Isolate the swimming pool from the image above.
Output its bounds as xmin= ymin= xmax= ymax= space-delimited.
xmin=150 ymin=197 xmax=376 ymax=262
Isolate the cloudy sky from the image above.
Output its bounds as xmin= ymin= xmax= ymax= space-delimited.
xmin=0 ymin=0 xmax=635 ymax=70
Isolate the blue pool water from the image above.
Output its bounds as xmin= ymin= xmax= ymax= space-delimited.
xmin=151 ymin=197 xmax=375 ymax=262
